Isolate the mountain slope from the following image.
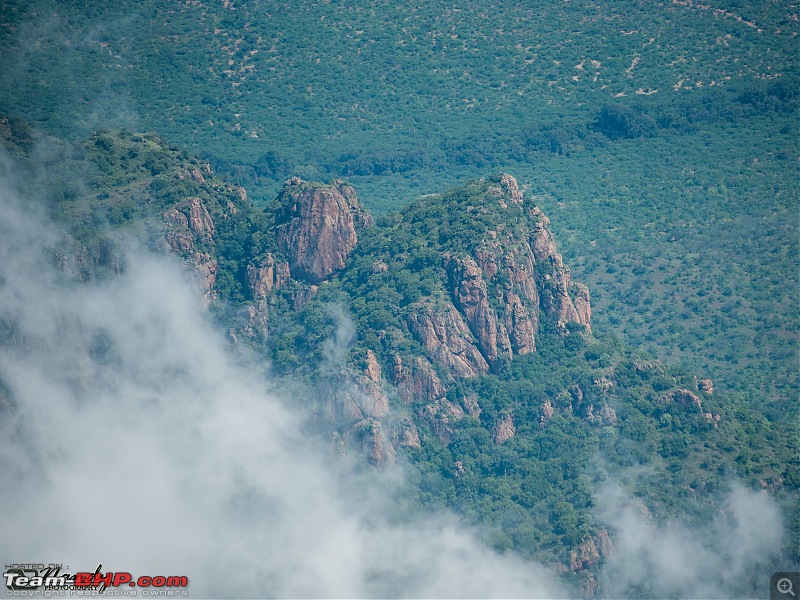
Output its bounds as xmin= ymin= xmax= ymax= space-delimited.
xmin=3 ymin=122 xmax=794 ymax=596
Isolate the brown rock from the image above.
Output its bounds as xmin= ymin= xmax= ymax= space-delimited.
xmin=487 ymin=173 xmax=524 ymax=207
xmin=351 ymin=418 xmax=396 ymax=468
xmin=446 ymin=255 xmax=512 ymax=369
xmin=275 ymin=180 xmax=373 ymax=283
xmin=393 ymin=417 xmax=422 ymax=449
xmin=540 ymin=400 xmax=555 ymax=428
xmin=246 ymin=254 xmax=290 ymax=299
xmin=192 ymin=253 xmax=218 ymax=305
xmin=503 ymin=291 xmax=537 ymax=355
xmin=460 ymin=392 xmax=482 ymax=417
xmin=164 ymin=207 xmax=189 ymax=229
xmin=364 ymin=349 xmax=382 ymax=383
xmin=421 ymin=397 xmax=466 ymax=445
xmin=407 ymin=300 xmax=489 ymax=379
xmin=355 ymin=350 xmax=390 ymax=419
xmin=698 ymin=379 xmax=714 ymax=394
xmin=570 ymin=529 xmax=613 ymax=572
xmin=529 ymin=207 xmax=558 ymax=261
xmin=572 ymin=283 xmax=592 ymax=332
xmin=394 ymin=356 xmax=447 ymax=404
xmin=186 ymin=197 xmax=215 ymax=241
xmin=191 ymin=169 xmax=206 ymax=184
xmin=493 ymin=413 xmax=516 ymax=444
xmin=665 ymin=388 xmax=704 ymax=411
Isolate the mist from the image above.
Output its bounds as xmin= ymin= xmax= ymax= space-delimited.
xmin=0 ymin=184 xmax=563 ymax=598
xmin=594 ymin=476 xmax=784 ymax=598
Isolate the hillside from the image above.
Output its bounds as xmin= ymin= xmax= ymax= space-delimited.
xmin=1 ymin=0 xmax=796 ymax=463
xmin=1 ymin=123 xmax=795 ymax=597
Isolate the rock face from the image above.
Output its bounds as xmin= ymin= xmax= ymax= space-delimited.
xmin=393 ymin=355 xmax=447 ymax=405
xmin=407 ymin=300 xmax=489 ymax=378
xmin=698 ymin=378 xmax=714 ymax=394
xmin=493 ymin=412 xmax=516 ymax=444
xmin=274 ymin=179 xmax=373 ymax=284
xmin=570 ymin=529 xmax=613 ymax=572
xmin=162 ymin=196 xmax=229 ymax=305
xmin=665 ymin=388 xmax=704 ymax=411
xmin=446 ymin=255 xmax=513 ymax=369
xmin=246 ymin=254 xmax=291 ymax=299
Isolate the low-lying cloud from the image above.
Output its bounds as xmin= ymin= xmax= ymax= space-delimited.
xmin=595 ymin=477 xmax=784 ymax=598
xmin=0 ymin=185 xmax=562 ymax=598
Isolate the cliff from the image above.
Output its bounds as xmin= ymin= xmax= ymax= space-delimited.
xmin=273 ymin=178 xmax=373 ymax=284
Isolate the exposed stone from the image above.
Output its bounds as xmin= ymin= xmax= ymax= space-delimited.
xmin=394 ymin=356 xmax=447 ymax=405
xmin=355 ymin=350 xmax=390 ymax=419
xmin=392 ymin=417 xmax=422 ymax=449
xmin=234 ymin=302 xmax=270 ymax=343
xmin=274 ymin=180 xmax=373 ymax=283
xmin=351 ymin=418 xmax=396 ymax=468
xmin=446 ymin=255 xmax=512 ymax=369
xmin=493 ymin=412 xmax=516 ymax=444
xmin=165 ymin=230 xmax=193 ymax=253
xmin=364 ymin=349 xmax=382 ymax=383
xmin=570 ymin=529 xmax=613 ymax=572
xmin=503 ymin=291 xmax=537 ymax=355
xmin=407 ymin=300 xmax=489 ymax=379
xmin=191 ymin=168 xmax=206 ymax=184
xmin=246 ymin=254 xmax=290 ymax=299
xmin=529 ymin=207 xmax=558 ymax=261
xmin=698 ymin=379 xmax=714 ymax=394
xmin=185 ymin=197 xmax=215 ymax=241
xmin=500 ymin=173 xmax=524 ymax=204
xmin=164 ymin=207 xmax=189 ymax=229
xmin=460 ymin=392 xmax=482 ymax=418
xmin=599 ymin=403 xmax=618 ymax=425
xmin=192 ymin=253 xmax=218 ymax=306
xmin=487 ymin=173 xmax=524 ymax=207
xmin=665 ymin=388 xmax=704 ymax=411
xmin=540 ymin=400 xmax=555 ymax=428
xmin=421 ymin=397 xmax=466 ymax=445
xmin=572 ymin=283 xmax=592 ymax=332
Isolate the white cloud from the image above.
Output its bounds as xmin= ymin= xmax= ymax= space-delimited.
xmin=0 ymin=186 xmax=561 ymax=599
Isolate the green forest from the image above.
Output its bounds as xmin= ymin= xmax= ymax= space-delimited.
xmin=0 ymin=0 xmax=797 ymax=597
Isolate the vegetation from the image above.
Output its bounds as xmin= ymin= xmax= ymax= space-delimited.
xmin=0 ymin=0 xmax=796 ymax=593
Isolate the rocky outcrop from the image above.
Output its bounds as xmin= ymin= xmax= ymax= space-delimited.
xmin=246 ymin=254 xmax=291 ymax=300
xmin=422 ymin=397 xmax=467 ymax=445
xmin=192 ymin=253 xmax=218 ymax=305
xmin=698 ymin=378 xmax=714 ymax=394
xmin=350 ymin=418 xmax=396 ymax=467
xmin=540 ymin=400 xmax=555 ymax=428
xmin=528 ymin=206 xmax=591 ymax=332
xmin=390 ymin=416 xmax=422 ymax=449
xmin=487 ymin=173 xmax=524 ymax=207
xmin=572 ymin=283 xmax=592 ymax=328
xmin=503 ymin=291 xmax=537 ymax=355
xmin=357 ymin=349 xmax=390 ymax=419
xmin=274 ymin=179 xmax=373 ymax=284
xmin=493 ymin=412 xmax=516 ymax=444
xmin=407 ymin=300 xmax=489 ymax=378
xmin=472 ymin=229 xmax=540 ymax=355
xmin=665 ymin=388 xmax=703 ymax=411
xmin=446 ymin=255 xmax=512 ymax=369
xmin=570 ymin=529 xmax=613 ymax=572
xmin=393 ymin=355 xmax=447 ymax=405
xmin=185 ymin=197 xmax=215 ymax=241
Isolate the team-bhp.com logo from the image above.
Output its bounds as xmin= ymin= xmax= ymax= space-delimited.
xmin=4 ymin=564 xmax=188 ymax=596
